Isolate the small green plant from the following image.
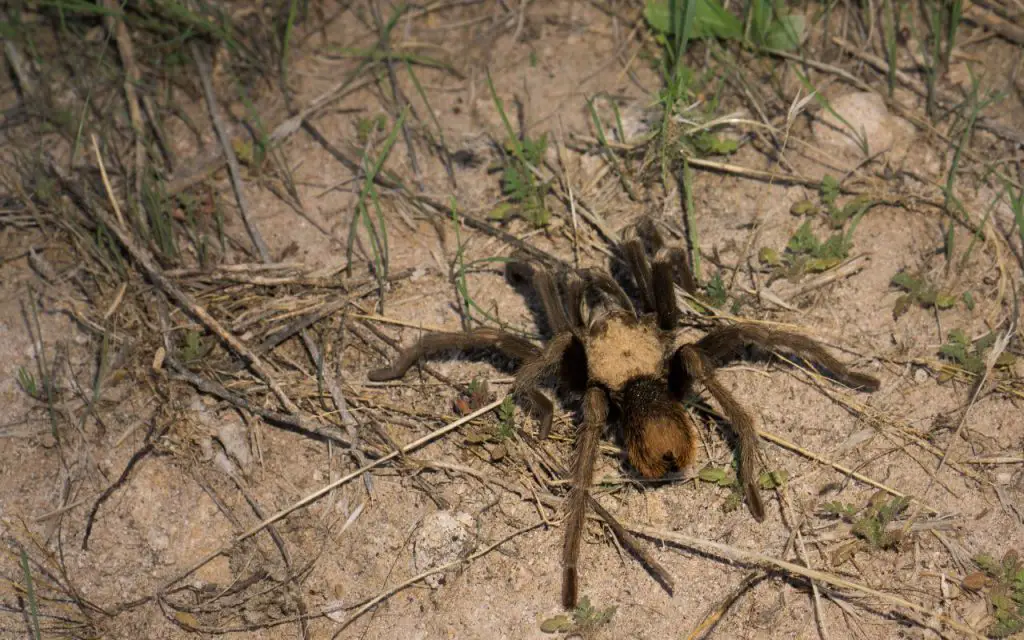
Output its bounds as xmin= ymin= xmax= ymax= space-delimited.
xmin=690 ymin=130 xmax=738 ymax=156
xmin=938 ymin=329 xmax=1016 ymax=376
xmin=496 ymin=132 xmax=550 ymax=226
xmin=17 ymin=366 xmax=39 ymax=399
xmin=355 ymin=113 xmax=389 ymax=145
xmin=644 ymin=0 xmax=804 ymax=52
xmin=822 ymin=493 xmax=909 ymax=566
xmin=179 ymin=329 xmax=212 ymax=363
xmin=539 ymin=595 xmax=616 ymax=635
xmin=695 ymin=464 xmax=787 ymax=513
xmin=890 ymin=270 xmax=958 ymax=319
xmin=821 ymin=500 xmax=859 ymax=518
xmin=486 ymin=72 xmax=550 ymax=227
xmin=851 ymin=494 xmax=908 ymax=550
xmin=966 ymin=550 xmax=1024 ymax=637
xmin=762 ymin=176 xmax=870 ymax=280
xmin=703 ymin=271 xmax=728 ymax=308
xmin=496 ymin=394 xmax=516 ymax=440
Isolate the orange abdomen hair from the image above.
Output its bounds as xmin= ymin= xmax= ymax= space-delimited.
xmin=624 ymin=406 xmax=698 ymax=478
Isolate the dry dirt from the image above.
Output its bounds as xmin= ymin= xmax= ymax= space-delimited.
xmin=2 ymin=2 xmax=1023 ymax=640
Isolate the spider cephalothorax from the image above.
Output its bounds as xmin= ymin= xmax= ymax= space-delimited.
xmin=368 ymin=218 xmax=880 ymax=608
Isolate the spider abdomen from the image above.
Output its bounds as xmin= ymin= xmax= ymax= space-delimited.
xmin=619 ymin=378 xmax=698 ymax=478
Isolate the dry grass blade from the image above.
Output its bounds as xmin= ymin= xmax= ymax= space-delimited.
xmin=52 ymin=158 xmax=299 ymax=414
xmin=626 ymin=523 xmax=985 ymax=639
xmin=159 ymin=398 xmax=504 ymax=592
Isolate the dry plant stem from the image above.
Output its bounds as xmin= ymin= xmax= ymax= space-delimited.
xmin=327 ymin=522 xmax=543 ymax=636
xmin=164 ymin=355 xmax=354 ymax=449
xmin=304 ymin=331 xmax=374 ymax=495
xmin=164 ymin=73 xmax=378 ymax=195
xmin=301 ymin=121 xmax=567 ymax=268
xmin=684 ymin=572 xmax=764 ymax=640
xmin=757 ymin=428 xmax=940 ymax=514
xmin=54 ymin=157 xmax=299 ymax=414
xmin=962 ymin=2 xmax=1024 ymax=46
xmin=158 ymin=398 xmax=504 ymax=593
xmin=191 ymin=521 xmax=544 ymax=635
xmin=191 ymin=42 xmax=271 ymax=262
xmin=90 ymin=135 xmax=126 ymax=228
xmin=103 ymin=0 xmax=146 ymax=222
xmin=933 ymin=317 xmax=1016 ymax=477
xmin=626 ymin=523 xmax=985 ymax=639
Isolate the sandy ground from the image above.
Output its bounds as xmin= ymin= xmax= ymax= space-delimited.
xmin=1 ymin=2 xmax=1023 ymax=639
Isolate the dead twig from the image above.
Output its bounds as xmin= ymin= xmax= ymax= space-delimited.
xmin=191 ymin=41 xmax=271 ymax=262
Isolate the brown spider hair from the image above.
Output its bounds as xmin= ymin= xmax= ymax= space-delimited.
xmin=368 ymin=218 xmax=880 ymax=608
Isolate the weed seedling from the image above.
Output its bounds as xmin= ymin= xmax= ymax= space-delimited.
xmin=938 ymin=329 xmax=1016 ymax=377
xmin=540 ymin=595 xmax=616 ymax=635
xmin=823 ymin=493 xmax=909 ymax=565
xmin=964 ymin=550 xmax=1024 ymax=637
xmin=890 ymin=270 xmax=958 ymax=319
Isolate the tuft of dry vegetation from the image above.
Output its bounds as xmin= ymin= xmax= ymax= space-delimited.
xmin=1 ymin=0 xmax=1022 ymax=638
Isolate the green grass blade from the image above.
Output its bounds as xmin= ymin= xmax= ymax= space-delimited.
xmin=19 ymin=548 xmax=41 ymax=640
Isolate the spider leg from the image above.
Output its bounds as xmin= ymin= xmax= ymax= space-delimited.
xmin=515 ymin=332 xmax=585 ymax=438
xmin=622 ymin=225 xmax=657 ymax=313
xmin=635 ymin=217 xmax=698 ymax=295
xmin=695 ymin=323 xmax=880 ymax=391
xmin=367 ymin=328 xmax=540 ymax=381
xmin=562 ymin=386 xmax=610 ymax=609
xmin=623 ymin=220 xmax=696 ymax=329
xmin=563 ymin=270 xmax=586 ymax=330
xmin=675 ymin=345 xmax=767 ymax=522
xmin=507 ymin=261 xmax=574 ymax=336
xmin=579 ymin=267 xmax=636 ymax=317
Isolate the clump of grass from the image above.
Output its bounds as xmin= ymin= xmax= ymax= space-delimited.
xmin=177 ymin=328 xmax=213 ymax=364
xmin=759 ymin=176 xmax=871 ymax=281
xmin=963 ymin=550 xmax=1024 ymax=638
xmin=822 ymin=493 xmax=910 ymax=565
xmin=486 ymin=72 xmax=550 ymax=227
xmin=695 ymin=463 xmax=788 ymax=513
xmin=539 ymin=595 xmax=616 ymax=635
xmin=938 ymin=329 xmax=1017 ymax=377
xmin=890 ymin=270 xmax=958 ymax=319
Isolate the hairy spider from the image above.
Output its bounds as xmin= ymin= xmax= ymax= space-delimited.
xmin=368 ymin=218 xmax=880 ymax=608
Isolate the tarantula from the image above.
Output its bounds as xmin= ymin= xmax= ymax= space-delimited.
xmin=368 ymin=219 xmax=880 ymax=608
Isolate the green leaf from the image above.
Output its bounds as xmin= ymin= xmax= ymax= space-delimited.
xmin=963 ymin=291 xmax=976 ymax=310
xmin=935 ymin=293 xmax=958 ymax=309
xmin=765 ymin=14 xmax=805 ymax=51
xmin=692 ymin=131 xmax=738 ymax=155
xmin=789 ymin=199 xmax=818 ymax=216
xmin=820 ymin=174 xmax=840 ymax=204
xmin=644 ymin=0 xmax=672 ymax=33
xmin=758 ymin=247 xmax=781 ymax=266
xmin=539 ymin=615 xmax=573 ymax=633
xmin=693 ymin=0 xmax=743 ymax=39
xmin=758 ymin=470 xmax=789 ymax=489
xmin=786 ymin=221 xmax=820 ymax=255
xmin=645 ymin=0 xmax=742 ymax=40
xmin=890 ymin=271 xmax=922 ymax=294
xmin=892 ymin=294 xmax=911 ymax=320
xmin=487 ymin=202 xmax=516 ymax=221
xmin=698 ymin=466 xmax=730 ymax=484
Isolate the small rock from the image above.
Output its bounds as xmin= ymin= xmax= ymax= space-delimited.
xmin=216 ymin=419 xmax=252 ymax=472
xmin=812 ymin=91 xmax=895 ymax=157
xmin=413 ymin=511 xmax=475 ymax=589
xmin=914 ymin=367 xmax=929 ymax=384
